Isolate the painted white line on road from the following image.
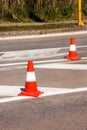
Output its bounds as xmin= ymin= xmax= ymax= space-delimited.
xmin=35 ymin=63 xmax=87 ymax=70
xmin=0 ymin=48 xmax=61 ymax=61
xmin=0 ymin=85 xmax=87 ymax=103
xmin=0 ymin=45 xmax=87 ymax=62
xmin=1 ymin=58 xmax=87 ymax=71
xmin=0 ymin=96 xmax=32 ymax=103
xmin=0 ymin=59 xmax=66 ymax=67
xmin=0 ymin=45 xmax=87 ymax=70
xmin=0 ymin=62 xmax=27 ymax=67
xmin=0 ymin=31 xmax=87 ymax=40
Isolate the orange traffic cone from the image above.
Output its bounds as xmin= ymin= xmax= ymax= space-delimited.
xmin=18 ymin=61 xmax=44 ymax=97
xmin=65 ymin=38 xmax=81 ymax=60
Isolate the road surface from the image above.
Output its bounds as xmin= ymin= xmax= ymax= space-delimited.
xmin=0 ymin=33 xmax=87 ymax=130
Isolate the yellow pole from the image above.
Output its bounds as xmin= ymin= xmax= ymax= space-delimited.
xmin=78 ymin=0 xmax=84 ymax=26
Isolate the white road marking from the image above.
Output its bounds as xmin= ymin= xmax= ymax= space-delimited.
xmin=1 ymin=57 xmax=87 ymax=70
xmin=0 ymin=96 xmax=32 ymax=103
xmin=0 ymin=48 xmax=61 ymax=61
xmin=0 ymin=59 xmax=65 ymax=67
xmin=35 ymin=63 xmax=87 ymax=70
xmin=0 ymin=54 xmax=87 ymax=68
xmin=0 ymin=85 xmax=87 ymax=103
xmin=0 ymin=45 xmax=87 ymax=62
xmin=0 ymin=31 xmax=87 ymax=40
xmin=0 ymin=62 xmax=27 ymax=67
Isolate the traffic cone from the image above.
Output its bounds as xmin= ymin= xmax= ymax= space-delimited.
xmin=65 ymin=38 xmax=81 ymax=60
xmin=18 ymin=61 xmax=44 ymax=97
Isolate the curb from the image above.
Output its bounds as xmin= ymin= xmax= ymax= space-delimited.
xmin=0 ymin=30 xmax=87 ymax=40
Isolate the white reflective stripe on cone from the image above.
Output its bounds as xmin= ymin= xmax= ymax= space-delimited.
xmin=26 ymin=72 xmax=36 ymax=82
xmin=70 ymin=45 xmax=76 ymax=51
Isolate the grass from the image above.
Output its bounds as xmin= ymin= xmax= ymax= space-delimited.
xmin=0 ymin=23 xmax=78 ymax=32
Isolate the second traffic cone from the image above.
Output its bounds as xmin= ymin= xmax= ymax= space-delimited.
xmin=18 ymin=61 xmax=44 ymax=97
xmin=65 ymin=38 xmax=81 ymax=60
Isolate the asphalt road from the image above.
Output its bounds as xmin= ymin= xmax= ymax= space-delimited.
xmin=0 ymin=33 xmax=87 ymax=130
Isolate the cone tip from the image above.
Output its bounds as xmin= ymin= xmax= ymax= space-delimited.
xmin=70 ymin=37 xmax=75 ymax=45
xmin=27 ymin=60 xmax=34 ymax=72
